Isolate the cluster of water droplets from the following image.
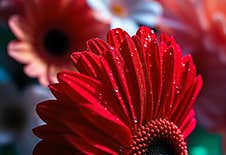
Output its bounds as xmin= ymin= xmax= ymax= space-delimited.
xmin=173 ymin=80 xmax=181 ymax=95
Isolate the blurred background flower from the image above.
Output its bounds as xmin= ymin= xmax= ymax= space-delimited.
xmin=8 ymin=0 xmax=109 ymax=86
xmin=87 ymin=0 xmax=162 ymax=34
xmin=157 ymin=0 xmax=226 ymax=153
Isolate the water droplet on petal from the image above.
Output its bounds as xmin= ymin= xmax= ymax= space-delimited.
xmin=134 ymin=118 xmax=138 ymax=123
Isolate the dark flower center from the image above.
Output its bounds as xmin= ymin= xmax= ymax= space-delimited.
xmin=147 ymin=140 xmax=175 ymax=155
xmin=131 ymin=119 xmax=187 ymax=155
xmin=43 ymin=29 xmax=69 ymax=56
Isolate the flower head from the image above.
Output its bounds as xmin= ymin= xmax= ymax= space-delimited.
xmin=158 ymin=0 xmax=226 ymax=151
xmin=8 ymin=0 xmax=109 ymax=86
xmin=33 ymin=27 xmax=202 ymax=154
xmin=87 ymin=0 xmax=162 ymax=35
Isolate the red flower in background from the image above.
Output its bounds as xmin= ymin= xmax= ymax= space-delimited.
xmin=157 ymin=0 xmax=226 ymax=151
xmin=33 ymin=27 xmax=202 ymax=154
xmin=0 ymin=0 xmax=24 ymax=23
xmin=8 ymin=0 xmax=109 ymax=86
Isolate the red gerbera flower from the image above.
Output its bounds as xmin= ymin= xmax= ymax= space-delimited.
xmin=33 ymin=27 xmax=202 ymax=154
xmin=8 ymin=0 xmax=109 ymax=85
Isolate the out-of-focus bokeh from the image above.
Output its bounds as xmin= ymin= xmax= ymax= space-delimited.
xmin=0 ymin=0 xmax=224 ymax=154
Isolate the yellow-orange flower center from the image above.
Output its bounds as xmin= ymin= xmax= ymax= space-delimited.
xmin=131 ymin=119 xmax=188 ymax=155
xmin=111 ymin=4 xmax=127 ymax=17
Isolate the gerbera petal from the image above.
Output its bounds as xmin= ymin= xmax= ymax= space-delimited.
xmin=79 ymin=103 xmax=132 ymax=148
xmin=107 ymin=28 xmax=130 ymax=49
xmin=24 ymin=60 xmax=46 ymax=78
xmin=57 ymin=71 xmax=102 ymax=105
xmin=34 ymin=125 xmax=118 ymax=154
xmin=135 ymin=27 xmax=161 ymax=120
xmin=174 ymin=75 xmax=203 ymax=127
xmin=180 ymin=110 xmax=195 ymax=132
xmin=39 ymin=74 xmax=50 ymax=87
xmin=182 ymin=118 xmax=196 ymax=139
xmin=8 ymin=15 xmax=27 ymax=40
xmin=71 ymin=52 xmax=102 ymax=79
xmin=86 ymin=38 xmax=110 ymax=55
xmin=117 ymin=36 xmax=146 ymax=126
xmin=98 ymin=57 xmax=134 ymax=126
xmin=49 ymin=83 xmax=67 ymax=101
xmin=33 ymin=141 xmax=78 ymax=155
xmin=36 ymin=100 xmax=131 ymax=152
xmin=8 ymin=41 xmax=35 ymax=63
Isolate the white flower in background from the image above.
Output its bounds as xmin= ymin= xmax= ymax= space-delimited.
xmin=0 ymin=82 xmax=53 ymax=155
xmin=87 ymin=0 xmax=162 ymax=35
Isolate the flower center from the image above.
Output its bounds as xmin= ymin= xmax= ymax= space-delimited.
xmin=131 ymin=119 xmax=188 ymax=155
xmin=110 ymin=4 xmax=127 ymax=17
xmin=43 ymin=29 xmax=69 ymax=56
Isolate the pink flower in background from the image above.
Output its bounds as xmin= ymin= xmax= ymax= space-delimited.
xmin=157 ymin=0 xmax=226 ymax=152
xmin=0 ymin=0 xmax=24 ymax=23
xmin=8 ymin=0 xmax=109 ymax=86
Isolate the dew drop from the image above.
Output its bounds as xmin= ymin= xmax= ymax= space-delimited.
xmin=134 ymin=118 xmax=138 ymax=123
xmin=153 ymin=40 xmax=157 ymax=44
xmin=98 ymin=92 xmax=103 ymax=100
xmin=119 ymin=146 xmax=124 ymax=153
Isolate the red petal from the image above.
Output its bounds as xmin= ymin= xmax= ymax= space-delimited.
xmin=35 ymin=100 xmax=130 ymax=153
xmin=107 ymin=28 xmax=130 ymax=49
xmin=117 ymin=36 xmax=147 ymax=128
xmin=33 ymin=141 xmax=78 ymax=155
xmin=86 ymin=38 xmax=110 ymax=55
xmin=71 ymin=52 xmax=102 ymax=79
